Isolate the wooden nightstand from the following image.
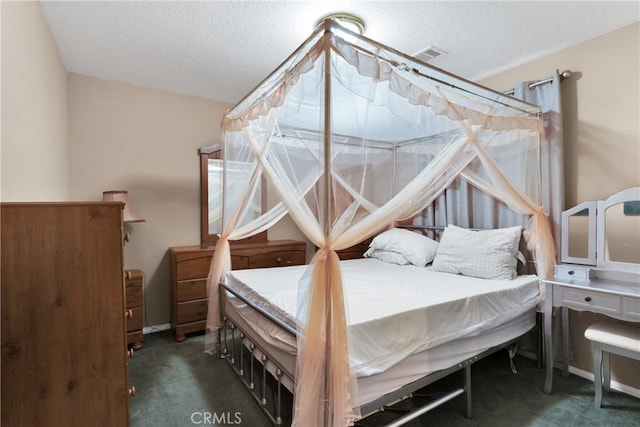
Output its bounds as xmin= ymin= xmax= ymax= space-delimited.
xmin=125 ymin=269 xmax=144 ymax=350
xmin=169 ymin=239 xmax=306 ymax=342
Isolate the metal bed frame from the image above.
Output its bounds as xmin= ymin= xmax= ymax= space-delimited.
xmin=218 ymin=280 xmax=536 ymax=426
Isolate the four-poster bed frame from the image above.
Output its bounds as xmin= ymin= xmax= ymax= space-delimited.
xmin=216 ymin=232 xmax=541 ymax=425
xmin=207 ymin=16 xmax=554 ymax=427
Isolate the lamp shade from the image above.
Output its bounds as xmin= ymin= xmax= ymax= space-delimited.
xmin=102 ymin=190 xmax=145 ymax=223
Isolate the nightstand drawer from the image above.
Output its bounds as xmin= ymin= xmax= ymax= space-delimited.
xmin=125 ymin=269 xmax=144 ymax=286
xmin=177 ymin=299 xmax=208 ymax=324
xmin=127 ymin=330 xmax=143 ymax=345
xmin=176 ymin=279 xmax=207 ymax=302
xmin=248 ymin=250 xmax=306 ymax=269
xmin=126 ymin=286 xmax=142 ymax=308
xmin=126 ymin=307 xmax=142 ymax=332
xmin=561 ymin=288 xmax=621 ymax=315
xmin=555 ymin=264 xmax=594 ymax=281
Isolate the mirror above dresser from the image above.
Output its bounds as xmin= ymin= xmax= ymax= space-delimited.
xmin=199 ymin=144 xmax=266 ymax=245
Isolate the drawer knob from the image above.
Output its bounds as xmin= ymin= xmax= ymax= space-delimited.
xmin=277 ymin=257 xmax=283 ymax=264
xmin=128 ymin=386 xmax=136 ymax=397
xmin=128 ymin=349 xmax=135 ymax=359
xmin=584 ymin=296 xmax=592 ymax=302
xmin=125 ymin=309 xmax=133 ymax=319
xmin=568 ymin=270 xmax=574 ymax=275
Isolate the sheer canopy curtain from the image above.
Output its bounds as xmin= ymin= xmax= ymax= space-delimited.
xmin=420 ymin=70 xmax=564 ymax=256
xmin=206 ymin=21 xmax=552 ymax=427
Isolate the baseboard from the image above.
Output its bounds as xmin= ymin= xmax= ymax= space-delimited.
xmin=143 ymin=323 xmax=171 ymax=335
xmin=568 ymin=365 xmax=640 ymax=399
xmin=517 ymin=350 xmax=640 ymax=399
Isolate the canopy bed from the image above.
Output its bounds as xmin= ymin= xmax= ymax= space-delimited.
xmin=206 ymin=18 xmax=555 ymax=426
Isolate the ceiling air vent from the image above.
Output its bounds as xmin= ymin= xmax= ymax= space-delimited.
xmin=414 ymin=45 xmax=446 ymax=63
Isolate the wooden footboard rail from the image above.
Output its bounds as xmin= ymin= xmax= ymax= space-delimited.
xmin=218 ymin=281 xmax=534 ymax=426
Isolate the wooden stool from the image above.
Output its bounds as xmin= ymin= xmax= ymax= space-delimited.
xmin=584 ymin=321 xmax=640 ymax=408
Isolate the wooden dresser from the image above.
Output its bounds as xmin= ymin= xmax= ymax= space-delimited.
xmin=169 ymin=239 xmax=306 ymax=341
xmin=125 ymin=269 xmax=144 ymax=350
xmin=1 ymin=202 xmax=130 ymax=426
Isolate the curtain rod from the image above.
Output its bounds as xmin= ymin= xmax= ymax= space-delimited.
xmin=503 ymin=69 xmax=572 ymax=96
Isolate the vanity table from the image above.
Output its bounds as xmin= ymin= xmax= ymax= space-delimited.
xmin=543 ymin=187 xmax=640 ymax=394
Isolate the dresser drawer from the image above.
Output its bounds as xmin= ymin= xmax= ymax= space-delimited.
xmin=561 ymin=288 xmax=621 ymax=315
xmin=176 ymin=299 xmax=208 ymax=324
xmin=175 ymin=254 xmax=252 ymax=280
xmin=176 ymin=255 xmax=213 ymax=281
xmin=126 ymin=286 xmax=142 ymax=309
xmin=176 ymin=279 xmax=207 ymax=302
xmin=623 ymin=296 xmax=640 ymax=321
xmin=126 ymin=307 xmax=143 ymax=332
xmin=231 ymin=255 xmax=249 ymax=270
xmin=248 ymin=250 xmax=306 ymax=269
xmin=555 ymin=264 xmax=594 ymax=281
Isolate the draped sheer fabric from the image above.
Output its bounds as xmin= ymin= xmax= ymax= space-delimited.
xmin=422 ymin=71 xmax=563 ymax=260
xmin=206 ymin=21 xmax=553 ymax=426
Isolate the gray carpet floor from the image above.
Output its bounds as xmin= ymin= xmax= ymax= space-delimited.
xmin=129 ymin=331 xmax=639 ymax=426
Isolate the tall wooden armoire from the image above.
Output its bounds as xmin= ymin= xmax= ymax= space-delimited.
xmin=1 ymin=202 xmax=130 ymax=426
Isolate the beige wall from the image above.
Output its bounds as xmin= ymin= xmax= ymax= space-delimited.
xmin=481 ymin=22 xmax=639 ymax=205
xmin=1 ymin=1 xmax=69 ymax=200
xmin=481 ymin=22 xmax=640 ymax=390
xmin=68 ymin=74 xmax=230 ymax=327
xmin=67 ymin=74 xmax=310 ymax=328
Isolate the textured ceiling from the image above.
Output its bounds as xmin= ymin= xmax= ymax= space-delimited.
xmin=41 ymin=1 xmax=639 ymax=104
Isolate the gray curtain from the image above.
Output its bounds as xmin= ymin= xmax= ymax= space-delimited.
xmin=515 ymin=71 xmax=566 ymax=363
xmin=514 ymin=69 xmax=565 ymax=257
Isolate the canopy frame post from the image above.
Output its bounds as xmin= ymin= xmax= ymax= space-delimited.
xmin=322 ymin=31 xmax=333 ymax=427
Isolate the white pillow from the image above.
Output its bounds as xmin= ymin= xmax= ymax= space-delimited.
xmin=432 ymin=225 xmax=522 ymax=280
xmin=368 ymin=228 xmax=439 ymax=267
xmin=363 ymin=248 xmax=411 ymax=265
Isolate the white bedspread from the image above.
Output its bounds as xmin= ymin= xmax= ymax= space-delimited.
xmin=225 ymin=258 xmax=539 ymax=376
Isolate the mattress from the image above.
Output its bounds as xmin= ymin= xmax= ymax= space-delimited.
xmin=224 ymin=258 xmax=540 ymax=377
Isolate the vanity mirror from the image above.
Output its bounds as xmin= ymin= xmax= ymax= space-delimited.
xmin=199 ymin=144 xmax=267 ymax=245
xmin=596 ymin=187 xmax=640 ymax=272
xmin=561 ymin=201 xmax=597 ymax=265
xmin=561 ymin=187 xmax=640 ymax=273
